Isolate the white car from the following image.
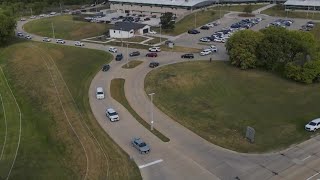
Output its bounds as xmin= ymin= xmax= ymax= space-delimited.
xmin=17 ymin=32 xmax=24 ymax=37
xmin=39 ymin=14 xmax=45 ymax=17
xmin=96 ymin=87 xmax=105 ymax=100
xmin=56 ymin=39 xmax=66 ymax=44
xmin=106 ymin=108 xmax=119 ymax=122
xmin=200 ymin=37 xmax=211 ymax=42
xmin=206 ymin=23 xmax=214 ymax=28
xmin=214 ymin=38 xmax=222 ymax=43
xmin=50 ymin=12 xmax=57 ymax=16
xmin=43 ymin=37 xmax=51 ymax=42
xmin=200 ymin=49 xmax=212 ymax=56
xmin=25 ymin=35 xmax=32 ymax=39
xmin=109 ymin=47 xmax=118 ymax=53
xmin=149 ymin=47 xmax=161 ymax=52
xmin=305 ymin=118 xmax=320 ymax=132
xmin=75 ymin=41 xmax=84 ymax=46
xmin=209 ymin=45 xmax=217 ymax=52
xmin=20 ymin=18 xmax=26 ymax=21
xmin=149 ymin=30 xmax=157 ymax=34
xmin=30 ymin=16 xmax=36 ymax=19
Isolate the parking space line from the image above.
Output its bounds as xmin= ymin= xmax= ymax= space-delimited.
xmin=139 ymin=159 xmax=163 ymax=169
xmin=306 ymin=172 xmax=319 ymax=180
xmin=302 ymin=155 xmax=311 ymax=161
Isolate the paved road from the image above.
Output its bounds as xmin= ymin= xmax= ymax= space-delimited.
xmin=16 ymin=15 xmax=320 ymax=180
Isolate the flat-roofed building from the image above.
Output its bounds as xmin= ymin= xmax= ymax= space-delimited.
xmin=284 ymin=0 xmax=320 ymax=11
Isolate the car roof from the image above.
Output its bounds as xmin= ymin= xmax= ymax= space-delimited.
xmin=134 ymin=138 xmax=144 ymax=144
xmin=311 ymin=118 xmax=320 ymax=123
xmin=107 ymin=108 xmax=116 ymax=113
xmin=96 ymin=87 xmax=103 ymax=91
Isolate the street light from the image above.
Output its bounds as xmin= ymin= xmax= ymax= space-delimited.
xmin=126 ymin=32 xmax=129 ymax=68
xmin=160 ymin=23 xmax=162 ymax=44
xmin=148 ymin=93 xmax=155 ymax=131
xmin=51 ymin=22 xmax=55 ymax=39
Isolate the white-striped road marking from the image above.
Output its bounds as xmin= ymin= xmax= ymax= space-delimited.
xmin=139 ymin=159 xmax=163 ymax=169
xmin=306 ymin=172 xmax=319 ymax=180
xmin=302 ymin=155 xmax=311 ymax=161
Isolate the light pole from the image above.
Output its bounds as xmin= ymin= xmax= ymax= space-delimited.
xmin=148 ymin=93 xmax=155 ymax=131
xmin=194 ymin=11 xmax=197 ymax=28
xmin=51 ymin=22 xmax=55 ymax=39
xmin=160 ymin=23 xmax=162 ymax=44
xmin=120 ymin=28 xmax=123 ymax=48
xmin=126 ymin=32 xmax=129 ymax=68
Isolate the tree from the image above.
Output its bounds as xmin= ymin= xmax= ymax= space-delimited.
xmin=243 ymin=4 xmax=253 ymax=14
xmin=160 ymin=12 xmax=175 ymax=30
xmin=226 ymin=30 xmax=263 ymax=69
xmin=0 ymin=12 xmax=16 ymax=45
xmin=284 ymin=60 xmax=320 ymax=84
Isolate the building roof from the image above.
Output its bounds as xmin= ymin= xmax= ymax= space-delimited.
xmin=284 ymin=0 xmax=320 ymax=7
xmin=109 ymin=0 xmax=214 ymax=7
xmin=112 ymin=22 xmax=148 ymax=31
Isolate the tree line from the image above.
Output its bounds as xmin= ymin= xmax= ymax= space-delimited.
xmin=226 ymin=27 xmax=320 ymax=84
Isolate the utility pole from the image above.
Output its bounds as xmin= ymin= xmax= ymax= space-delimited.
xmin=148 ymin=93 xmax=155 ymax=131
xmin=30 ymin=8 xmax=33 ymax=16
xmin=126 ymin=33 xmax=129 ymax=68
xmin=120 ymin=28 xmax=123 ymax=48
xmin=194 ymin=11 xmax=197 ymax=28
xmin=160 ymin=23 xmax=162 ymax=44
xmin=52 ymin=22 xmax=55 ymax=39
xmin=59 ymin=2 xmax=62 ymax=14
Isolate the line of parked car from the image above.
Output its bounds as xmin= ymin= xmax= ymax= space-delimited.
xmin=266 ymin=19 xmax=293 ymax=28
xmin=300 ymin=21 xmax=315 ymax=31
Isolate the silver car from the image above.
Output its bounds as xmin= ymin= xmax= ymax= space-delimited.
xmin=132 ymin=138 xmax=150 ymax=154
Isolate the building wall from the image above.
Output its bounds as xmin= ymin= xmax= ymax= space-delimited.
xmin=138 ymin=25 xmax=151 ymax=34
xmin=110 ymin=3 xmax=190 ymax=16
xmin=109 ymin=29 xmax=134 ymax=38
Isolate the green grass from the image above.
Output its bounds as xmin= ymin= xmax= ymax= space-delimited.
xmin=145 ymin=61 xmax=320 ymax=153
xmin=115 ymin=36 xmax=148 ymax=43
xmin=262 ymin=5 xmax=320 ymax=20
xmin=122 ymin=60 xmax=143 ymax=69
xmin=311 ymin=23 xmax=320 ymax=41
xmin=157 ymin=10 xmax=227 ymax=36
xmin=24 ymin=15 xmax=111 ymax=40
xmin=210 ymin=4 xmax=267 ymax=12
xmin=110 ymin=79 xmax=170 ymax=142
xmin=0 ymin=41 xmax=141 ymax=179
xmin=144 ymin=37 xmax=168 ymax=45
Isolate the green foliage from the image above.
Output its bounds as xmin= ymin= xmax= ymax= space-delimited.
xmin=226 ymin=30 xmax=263 ymax=69
xmin=243 ymin=5 xmax=253 ymax=14
xmin=160 ymin=12 xmax=175 ymax=30
xmin=284 ymin=60 xmax=320 ymax=84
xmin=0 ymin=12 xmax=16 ymax=45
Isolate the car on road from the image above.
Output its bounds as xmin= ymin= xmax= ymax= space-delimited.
xmin=17 ymin=32 xmax=24 ymax=37
xmin=56 ymin=39 xmax=66 ymax=44
xmin=146 ymin=52 xmax=157 ymax=57
xmin=129 ymin=51 xmax=140 ymax=57
xmin=20 ymin=18 xmax=26 ymax=21
xmin=149 ymin=62 xmax=159 ymax=68
xmin=209 ymin=45 xmax=218 ymax=52
xmin=132 ymin=137 xmax=150 ymax=154
xmin=165 ymin=40 xmax=175 ymax=45
xmin=106 ymin=108 xmax=119 ymax=122
xmin=25 ymin=35 xmax=32 ymax=39
xmin=206 ymin=23 xmax=214 ymax=27
xmin=102 ymin=64 xmax=110 ymax=71
xmin=200 ymin=25 xmax=210 ymax=30
xmin=43 ymin=37 xmax=51 ymax=42
xmin=181 ymin=53 xmax=194 ymax=59
xmin=30 ymin=15 xmax=36 ymax=19
xmin=305 ymin=118 xmax=320 ymax=132
xmin=188 ymin=29 xmax=200 ymax=34
xmin=115 ymin=53 xmax=123 ymax=61
xmin=109 ymin=47 xmax=118 ymax=53
xmin=75 ymin=41 xmax=84 ymax=46
xmin=149 ymin=30 xmax=157 ymax=34
xmin=200 ymin=37 xmax=211 ymax=42
xmin=200 ymin=49 xmax=212 ymax=56
xmin=96 ymin=87 xmax=105 ymax=100
xmin=149 ymin=47 xmax=161 ymax=52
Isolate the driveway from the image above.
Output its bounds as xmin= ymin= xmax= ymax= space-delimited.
xmin=17 ymin=15 xmax=320 ymax=180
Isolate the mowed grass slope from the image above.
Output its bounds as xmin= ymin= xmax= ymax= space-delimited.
xmin=0 ymin=41 xmax=141 ymax=179
xmin=210 ymin=4 xmax=267 ymax=12
xmin=262 ymin=5 xmax=320 ymax=20
xmin=145 ymin=61 xmax=320 ymax=153
xmin=24 ymin=15 xmax=110 ymax=40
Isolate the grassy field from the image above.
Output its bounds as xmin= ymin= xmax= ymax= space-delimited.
xmin=24 ymin=15 xmax=111 ymax=40
xmin=110 ymin=79 xmax=170 ymax=142
xmin=122 ymin=60 xmax=143 ymax=69
xmin=0 ymin=41 xmax=141 ymax=179
xmin=262 ymin=5 xmax=320 ymax=20
xmin=210 ymin=4 xmax=267 ymax=12
xmin=115 ymin=36 xmax=148 ymax=43
xmin=311 ymin=23 xmax=320 ymax=40
xmin=157 ymin=10 xmax=227 ymax=35
xmin=145 ymin=61 xmax=320 ymax=153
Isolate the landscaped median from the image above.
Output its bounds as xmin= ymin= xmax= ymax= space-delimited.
xmin=144 ymin=61 xmax=320 ymax=153
xmin=110 ymin=78 xmax=170 ymax=142
xmin=122 ymin=60 xmax=143 ymax=69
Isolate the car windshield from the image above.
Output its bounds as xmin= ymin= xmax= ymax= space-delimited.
xmin=97 ymin=92 xmax=103 ymax=95
xmin=309 ymin=122 xmax=317 ymax=126
xmin=139 ymin=142 xmax=146 ymax=147
xmin=109 ymin=112 xmax=118 ymax=116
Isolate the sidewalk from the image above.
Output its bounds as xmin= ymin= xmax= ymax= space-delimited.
xmin=253 ymin=3 xmax=276 ymax=14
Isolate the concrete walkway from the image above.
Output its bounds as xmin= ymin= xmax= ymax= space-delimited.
xmin=253 ymin=3 xmax=277 ymax=14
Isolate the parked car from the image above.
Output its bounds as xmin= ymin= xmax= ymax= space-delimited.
xmin=200 ymin=49 xmax=212 ymax=56
xmin=200 ymin=26 xmax=210 ymax=30
xmin=149 ymin=47 xmax=161 ymax=52
xmin=149 ymin=62 xmax=159 ymax=68
xmin=188 ymin=29 xmax=200 ymax=34
xmin=144 ymin=17 xmax=150 ymax=21
xmin=115 ymin=53 xmax=123 ymax=61
xmin=75 ymin=41 xmax=84 ymax=46
xmin=132 ymin=137 xmax=150 ymax=154
xmin=20 ymin=18 xmax=26 ymax=21
xmin=43 ymin=37 xmax=51 ymax=42
xmin=305 ymin=118 xmax=320 ymax=132
xmin=30 ymin=15 xmax=36 ymax=19
xmin=146 ymin=52 xmax=157 ymax=57
xmin=25 ymin=35 xmax=32 ymax=39
xmin=96 ymin=87 xmax=105 ymax=100
xmin=109 ymin=47 xmax=118 ymax=53
xmin=181 ymin=53 xmax=194 ymax=59
xmin=149 ymin=30 xmax=157 ymax=34
xmin=56 ymin=39 xmax=66 ymax=44
xmin=209 ymin=45 xmax=218 ymax=52
xmin=129 ymin=51 xmax=140 ymax=57
xmin=17 ymin=32 xmax=24 ymax=37
xmin=206 ymin=23 xmax=214 ymax=27
xmin=106 ymin=108 xmax=119 ymax=122
xmin=165 ymin=40 xmax=175 ymax=45
xmin=102 ymin=64 xmax=110 ymax=71
xmin=200 ymin=37 xmax=211 ymax=42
